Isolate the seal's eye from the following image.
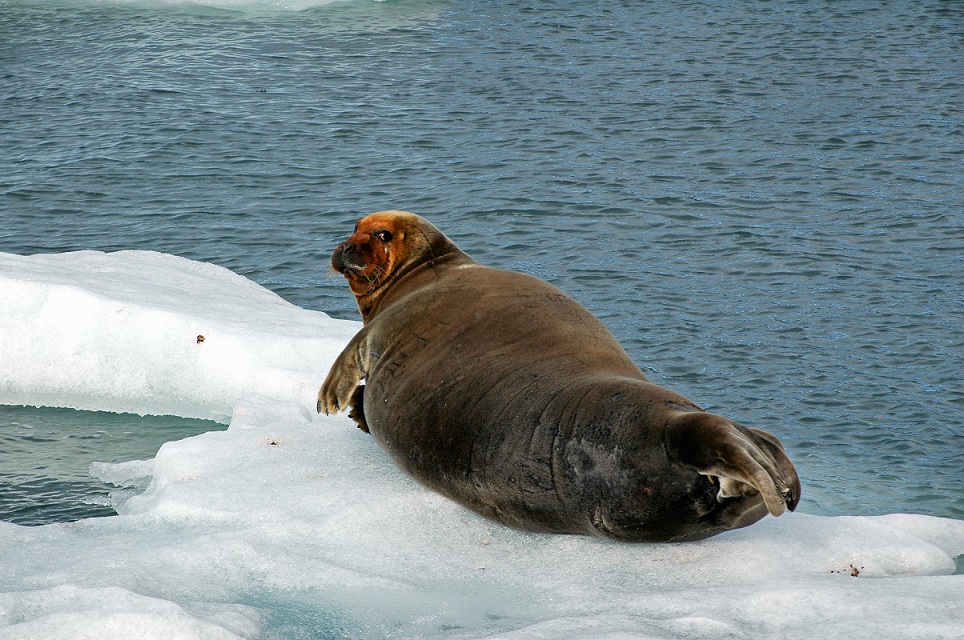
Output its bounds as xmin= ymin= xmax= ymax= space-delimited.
xmin=374 ymin=230 xmax=393 ymax=242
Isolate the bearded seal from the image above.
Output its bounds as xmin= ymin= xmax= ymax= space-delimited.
xmin=318 ymin=211 xmax=800 ymax=542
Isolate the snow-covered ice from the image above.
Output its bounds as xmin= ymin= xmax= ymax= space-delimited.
xmin=0 ymin=250 xmax=961 ymax=639
xmin=0 ymin=250 xmax=359 ymax=422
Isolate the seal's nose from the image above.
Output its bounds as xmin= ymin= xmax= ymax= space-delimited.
xmin=332 ymin=240 xmax=365 ymax=275
xmin=331 ymin=242 xmax=347 ymax=272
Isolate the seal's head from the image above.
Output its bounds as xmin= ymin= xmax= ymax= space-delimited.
xmin=332 ymin=211 xmax=468 ymax=322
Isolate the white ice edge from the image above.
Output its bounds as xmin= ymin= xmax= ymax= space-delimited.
xmin=0 ymin=250 xmax=961 ymax=640
xmin=0 ymin=250 xmax=360 ymax=423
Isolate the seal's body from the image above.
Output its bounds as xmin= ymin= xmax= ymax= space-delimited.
xmin=320 ymin=211 xmax=800 ymax=542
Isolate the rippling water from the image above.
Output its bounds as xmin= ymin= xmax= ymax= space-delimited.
xmin=0 ymin=405 xmax=224 ymax=525
xmin=1 ymin=0 xmax=961 ymax=524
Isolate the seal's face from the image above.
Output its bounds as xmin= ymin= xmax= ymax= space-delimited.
xmin=331 ymin=212 xmax=411 ymax=297
xmin=331 ymin=210 xmax=470 ymax=323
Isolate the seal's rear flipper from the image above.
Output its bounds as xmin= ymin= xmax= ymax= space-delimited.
xmin=664 ymin=411 xmax=800 ymax=518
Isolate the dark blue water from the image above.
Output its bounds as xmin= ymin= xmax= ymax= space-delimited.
xmin=1 ymin=0 xmax=962 ymax=524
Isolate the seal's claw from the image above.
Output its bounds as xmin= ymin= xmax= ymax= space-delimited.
xmin=347 ymin=385 xmax=369 ymax=433
xmin=782 ymin=485 xmax=798 ymax=511
xmin=317 ymin=378 xmax=346 ymax=416
xmin=317 ymin=377 xmax=344 ymax=416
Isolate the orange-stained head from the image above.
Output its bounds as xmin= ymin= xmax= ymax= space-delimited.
xmin=331 ymin=211 xmax=468 ymax=322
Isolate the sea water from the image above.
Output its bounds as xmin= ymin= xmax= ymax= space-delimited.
xmin=0 ymin=405 xmax=223 ymax=525
xmin=0 ymin=0 xmax=962 ymax=637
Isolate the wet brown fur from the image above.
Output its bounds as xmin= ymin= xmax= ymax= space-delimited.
xmin=319 ymin=211 xmax=800 ymax=542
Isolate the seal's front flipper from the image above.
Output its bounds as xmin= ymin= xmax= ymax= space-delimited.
xmin=318 ymin=329 xmax=372 ymax=416
xmin=348 ymin=384 xmax=369 ymax=433
xmin=664 ymin=411 xmax=800 ymax=519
